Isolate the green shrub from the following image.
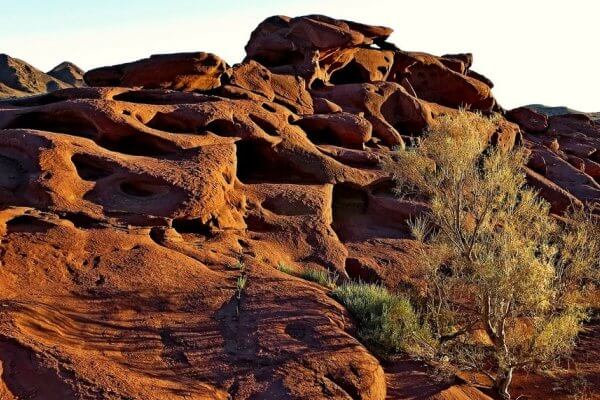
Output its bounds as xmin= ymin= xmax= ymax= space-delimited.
xmin=333 ymin=282 xmax=435 ymax=356
xmin=236 ymin=275 xmax=247 ymax=299
xmin=277 ymin=262 xmax=296 ymax=275
xmin=300 ymin=268 xmax=338 ymax=289
xmin=383 ymin=111 xmax=595 ymax=399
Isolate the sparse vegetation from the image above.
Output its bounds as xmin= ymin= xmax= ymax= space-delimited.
xmin=333 ymin=282 xmax=435 ymax=356
xmin=229 ymin=261 xmax=246 ymax=272
xmin=300 ymin=268 xmax=338 ymax=289
xmin=276 ymin=262 xmax=297 ymax=275
xmin=383 ymin=111 xmax=598 ymax=399
xmin=565 ymin=371 xmax=592 ymax=400
xmin=277 ymin=262 xmax=338 ymax=289
xmin=236 ymin=275 xmax=247 ymax=299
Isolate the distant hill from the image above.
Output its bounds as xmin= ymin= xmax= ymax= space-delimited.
xmin=527 ymin=104 xmax=600 ymax=121
xmin=0 ymin=54 xmax=84 ymax=99
xmin=48 ymin=61 xmax=85 ymax=87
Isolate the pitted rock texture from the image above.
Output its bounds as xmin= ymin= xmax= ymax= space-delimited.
xmin=84 ymin=52 xmax=228 ymax=91
xmin=0 ymin=14 xmax=596 ymax=400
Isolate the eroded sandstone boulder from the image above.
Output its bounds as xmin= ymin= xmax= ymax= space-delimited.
xmin=84 ymin=52 xmax=228 ymax=91
xmin=523 ymin=114 xmax=600 ymax=209
xmin=244 ymin=15 xmax=394 ymax=88
xmin=390 ymin=51 xmax=496 ymax=111
xmin=507 ymin=106 xmax=548 ymax=133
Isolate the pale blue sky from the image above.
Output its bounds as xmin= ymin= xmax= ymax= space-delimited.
xmin=1 ymin=0 xmax=599 ymax=111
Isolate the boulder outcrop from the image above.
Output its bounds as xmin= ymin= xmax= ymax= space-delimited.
xmin=0 ymin=14 xmax=597 ymax=400
xmin=84 ymin=52 xmax=228 ymax=91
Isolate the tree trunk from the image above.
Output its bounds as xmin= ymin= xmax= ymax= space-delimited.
xmin=493 ymin=366 xmax=513 ymax=400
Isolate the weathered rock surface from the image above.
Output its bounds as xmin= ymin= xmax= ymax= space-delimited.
xmin=84 ymin=52 xmax=228 ymax=92
xmin=507 ymin=107 xmax=600 ymax=212
xmin=0 ymin=14 xmax=597 ymax=400
xmin=507 ymin=106 xmax=548 ymax=133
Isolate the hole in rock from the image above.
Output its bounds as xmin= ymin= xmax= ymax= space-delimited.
xmin=149 ymin=227 xmax=165 ymax=244
xmin=332 ymin=184 xmax=368 ymax=221
xmin=331 ymin=184 xmax=369 ymax=242
xmin=298 ymin=123 xmax=342 ymax=147
xmin=103 ymin=135 xmax=171 ymax=157
xmin=71 ymin=154 xmax=112 ymax=181
xmin=344 ymin=258 xmax=379 ymax=283
xmin=146 ymin=112 xmax=193 ymax=133
xmin=203 ymin=119 xmax=239 ymax=137
xmin=219 ymin=73 xmax=231 ymax=86
xmin=262 ymin=103 xmax=277 ymax=113
xmin=369 ymin=179 xmax=396 ymax=198
xmin=253 ymin=50 xmax=304 ymax=68
xmin=0 ymin=154 xmax=26 ymax=191
xmin=59 ymin=212 xmax=102 ymax=229
xmin=273 ymin=98 xmax=299 ymax=115
xmin=249 ymin=114 xmax=280 ymax=136
xmin=6 ymin=111 xmax=98 ymax=140
xmin=120 ymin=180 xmax=166 ymax=198
xmin=172 ymin=218 xmax=213 ymax=237
xmin=261 ymin=195 xmax=313 ymax=216
xmin=6 ymin=215 xmax=54 ymax=233
xmin=235 ymin=140 xmax=316 ymax=184
xmin=287 ymin=115 xmax=297 ymax=124
xmin=310 ymin=79 xmax=326 ymax=90
xmin=285 ymin=322 xmax=311 ymax=340
xmin=6 ymin=111 xmax=169 ymax=157
xmin=330 ymin=61 xmax=366 ymax=85
xmin=244 ymin=213 xmax=275 ymax=233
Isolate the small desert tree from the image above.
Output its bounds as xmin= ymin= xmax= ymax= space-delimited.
xmin=383 ymin=111 xmax=598 ymax=399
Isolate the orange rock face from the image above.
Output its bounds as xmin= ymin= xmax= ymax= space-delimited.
xmin=0 ymin=14 xmax=596 ymax=400
xmin=84 ymin=52 xmax=228 ymax=91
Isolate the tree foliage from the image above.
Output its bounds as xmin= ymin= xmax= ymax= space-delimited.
xmin=383 ymin=111 xmax=598 ymax=399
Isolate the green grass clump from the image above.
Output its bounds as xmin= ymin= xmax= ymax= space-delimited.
xmin=277 ymin=263 xmax=337 ymax=289
xmin=229 ymin=261 xmax=245 ymax=271
xmin=300 ymin=268 xmax=337 ymax=289
xmin=277 ymin=262 xmax=296 ymax=275
xmin=236 ymin=275 xmax=247 ymax=299
xmin=333 ymin=282 xmax=434 ymax=356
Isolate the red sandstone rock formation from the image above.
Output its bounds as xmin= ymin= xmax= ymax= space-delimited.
xmin=508 ymin=107 xmax=600 ymax=213
xmin=0 ymin=14 xmax=597 ymax=400
xmin=84 ymin=52 xmax=228 ymax=91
